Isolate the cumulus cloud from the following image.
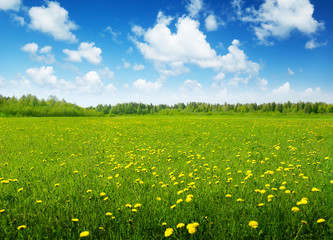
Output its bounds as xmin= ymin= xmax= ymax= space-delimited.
xmin=213 ymin=72 xmax=225 ymax=81
xmin=63 ymin=42 xmax=102 ymax=65
xmin=287 ymin=68 xmax=295 ymax=76
xmin=132 ymin=25 xmax=145 ymax=36
xmin=305 ymin=39 xmax=327 ymax=49
xmin=0 ymin=0 xmax=21 ymax=11
xmin=22 ymin=42 xmax=55 ymax=64
xmin=181 ymin=79 xmax=202 ymax=92
xmin=134 ymin=13 xmax=259 ymax=78
xmin=25 ymin=66 xmax=114 ymax=93
xmin=240 ymin=0 xmax=324 ymax=44
xmin=133 ymin=79 xmax=162 ymax=92
xmin=272 ymin=82 xmax=290 ymax=94
xmin=186 ymin=0 xmax=203 ymax=18
xmin=11 ymin=14 xmax=25 ymax=25
xmin=256 ymin=78 xmax=268 ymax=90
xmin=28 ymin=1 xmax=78 ymax=42
xmin=133 ymin=64 xmax=145 ymax=71
xmin=98 ymin=67 xmax=114 ymax=80
xmin=205 ymin=14 xmax=219 ymax=31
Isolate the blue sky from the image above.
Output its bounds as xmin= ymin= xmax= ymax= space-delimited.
xmin=0 ymin=0 xmax=332 ymax=106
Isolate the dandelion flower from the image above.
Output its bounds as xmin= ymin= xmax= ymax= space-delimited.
xmin=71 ymin=218 xmax=79 ymax=222
xmin=131 ymin=209 xmax=137 ymax=212
xmin=225 ymin=194 xmax=232 ymax=198
xmin=188 ymin=227 xmax=197 ymax=234
xmin=258 ymin=203 xmax=264 ymax=207
xmin=311 ymin=188 xmax=320 ymax=192
xmin=301 ymin=220 xmax=308 ymax=224
xmin=79 ymin=231 xmax=89 ymax=237
xmin=36 ymin=200 xmax=42 ymax=204
xmin=317 ymin=218 xmax=325 ymax=223
xmin=292 ymin=207 xmax=300 ymax=212
xmin=170 ymin=205 xmax=176 ymax=209
xmin=125 ymin=204 xmax=132 ymax=208
xmin=54 ymin=183 xmax=60 ymax=187
xmin=162 ymin=222 xmax=167 ymax=226
xmin=164 ymin=228 xmax=173 ymax=237
xmin=17 ymin=225 xmax=26 ymax=230
xmin=134 ymin=203 xmax=142 ymax=208
xmin=0 ymin=209 xmax=5 ymax=213
xmin=106 ymin=212 xmax=112 ymax=216
xmin=17 ymin=188 xmax=23 ymax=192
xmin=248 ymin=221 xmax=258 ymax=229
xmin=177 ymin=223 xmax=185 ymax=228
xmin=157 ymin=197 xmax=161 ymax=201
xmin=176 ymin=199 xmax=183 ymax=204
xmin=100 ymin=192 xmax=106 ymax=197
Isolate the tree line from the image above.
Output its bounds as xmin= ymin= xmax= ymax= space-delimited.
xmin=0 ymin=94 xmax=332 ymax=117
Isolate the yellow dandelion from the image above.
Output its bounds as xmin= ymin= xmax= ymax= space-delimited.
xmin=79 ymin=231 xmax=89 ymax=237
xmin=248 ymin=220 xmax=258 ymax=229
xmin=258 ymin=203 xmax=264 ymax=207
xmin=17 ymin=225 xmax=26 ymax=230
xmin=225 ymin=194 xmax=232 ymax=198
xmin=86 ymin=189 xmax=92 ymax=193
xmin=157 ymin=197 xmax=161 ymax=201
xmin=134 ymin=203 xmax=142 ymax=208
xmin=54 ymin=183 xmax=60 ymax=187
xmin=164 ymin=228 xmax=173 ymax=237
xmin=106 ymin=212 xmax=112 ymax=216
xmin=71 ymin=218 xmax=79 ymax=222
xmin=162 ymin=222 xmax=167 ymax=226
xmin=36 ymin=200 xmax=42 ymax=204
xmin=188 ymin=227 xmax=197 ymax=234
xmin=285 ymin=190 xmax=291 ymax=194
xmin=301 ymin=220 xmax=308 ymax=224
xmin=131 ymin=209 xmax=137 ymax=212
xmin=17 ymin=188 xmax=23 ymax=192
xmin=317 ymin=218 xmax=325 ymax=223
xmin=311 ymin=188 xmax=320 ymax=192
xmin=100 ymin=192 xmax=106 ymax=197
xmin=125 ymin=204 xmax=132 ymax=208
xmin=170 ymin=204 xmax=176 ymax=209
xmin=176 ymin=199 xmax=183 ymax=204
xmin=291 ymin=207 xmax=300 ymax=212
xmin=0 ymin=209 xmax=5 ymax=213
xmin=177 ymin=223 xmax=185 ymax=228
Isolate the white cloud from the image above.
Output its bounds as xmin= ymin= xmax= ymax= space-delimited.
xmin=63 ymin=42 xmax=102 ymax=65
xmin=11 ymin=14 xmax=25 ymax=25
xmin=133 ymin=79 xmax=162 ymax=91
xmin=121 ymin=59 xmax=131 ymax=68
xmin=28 ymin=2 xmax=78 ymax=42
xmin=22 ymin=42 xmax=55 ymax=64
xmin=186 ymin=0 xmax=203 ymax=18
xmin=272 ymin=82 xmax=290 ymax=94
xmin=213 ymin=72 xmax=225 ymax=81
xmin=75 ymin=71 xmax=104 ymax=93
xmin=0 ymin=0 xmax=21 ymax=11
xmin=305 ymin=39 xmax=327 ymax=49
xmin=133 ymin=64 xmax=145 ymax=71
xmin=240 ymin=0 xmax=324 ymax=44
xmin=105 ymin=84 xmax=116 ymax=93
xmin=256 ymin=78 xmax=268 ymax=90
xmin=132 ymin=25 xmax=145 ymax=36
xmin=104 ymin=26 xmax=121 ymax=44
xmin=302 ymin=87 xmax=321 ymax=95
xmin=98 ymin=67 xmax=114 ymax=80
xmin=205 ymin=14 xmax=218 ymax=31
xmin=26 ymin=66 xmax=59 ymax=86
xmin=181 ymin=79 xmax=202 ymax=92
xmin=287 ymin=68 xmax=295 ymax=76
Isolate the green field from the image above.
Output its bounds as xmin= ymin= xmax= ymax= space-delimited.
xmin=0 ymin=117 xmax=332 ymax=239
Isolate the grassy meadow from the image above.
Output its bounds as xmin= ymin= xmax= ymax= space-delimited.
xmin=0 ymin=116 xmax=332 ymax=239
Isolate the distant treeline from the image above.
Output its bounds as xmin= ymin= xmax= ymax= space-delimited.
xmin=1 ymin=94 xmax=333 ymax=117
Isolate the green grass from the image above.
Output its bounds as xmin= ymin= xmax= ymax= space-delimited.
xmin=0 ymin=116 xmax=332 ymax=239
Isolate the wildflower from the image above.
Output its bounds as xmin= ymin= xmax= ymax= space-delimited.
xmin=285 ymin=190 xmax=291 ymax=194
xmin=73 ymin=170 xmax=79 ymax=174
xmin=330 ymin=180 xmax=333 ymax=184
xmin=134 ymin=203 xmax=142 ymax=208
xmin=301 ymin=220 xmax=308 ymax=224
xmin=176 ymin=199 xmax=183 ymax=204
xmin=106 ymin=212 xmax=112 ymax=216
xmin=225 ymin=194 xmax=232 ymax=198
xmin=279 ymin=186 xmax=286 ymax=190
xmin=79 ymin=231 xmax=89 ymax=237
xmin=156 ymin=197 xmax=161 ymax=201
xmin=297 ymin=198 xmax=308 ymax=205
xmin=187 ymin=222 xmax=199 ymax=229
xmin=86 ymin=190 xmax=92 ymax=193
xmin=17 ymin=225 xmax=26 ymax=230
xmin=125 ymin=204 xmax=132 ymax=208
xmin=100 ymin=192 xmax=106 ymax=197
xmin=164 ymin=228 xmax=173 ymax=237
xmin=162 ymin=222 xmax=167 ymax=226
xmin=170 ymin=205 xmax=176 ymax=209
xmin=248 ymin=221 xmax=258 ymax=229
xmin=188 ymin=227 xmax=197 ymax=234
xmin=317 ymin=219 xmax=325 ymax=223
xmin=311 ymin=188 xmax=320 ymax=192
xmin=72 ymin=218 xmax=79 ymax=222
xmin=36 ymin=200 xmax=42 ymax=204
xmin=292 ymin=207 xmax=300 ymax=212
xmin=258 ymin=203 xmax=264 ymax=207
xmin=177 ymin=223 xmax=185 ymax=228
xmin=0 ymin=209 xmax=5 ymax=213
xmin=17 ymin=188 xmax=23 ymax=192
xmin=54 ymin=183 xmax=60 ymax=187
xmin=237 ymin=198 xmax=244 ymax=202
xmin=132 ymin=209 xmax=137 ymax=212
